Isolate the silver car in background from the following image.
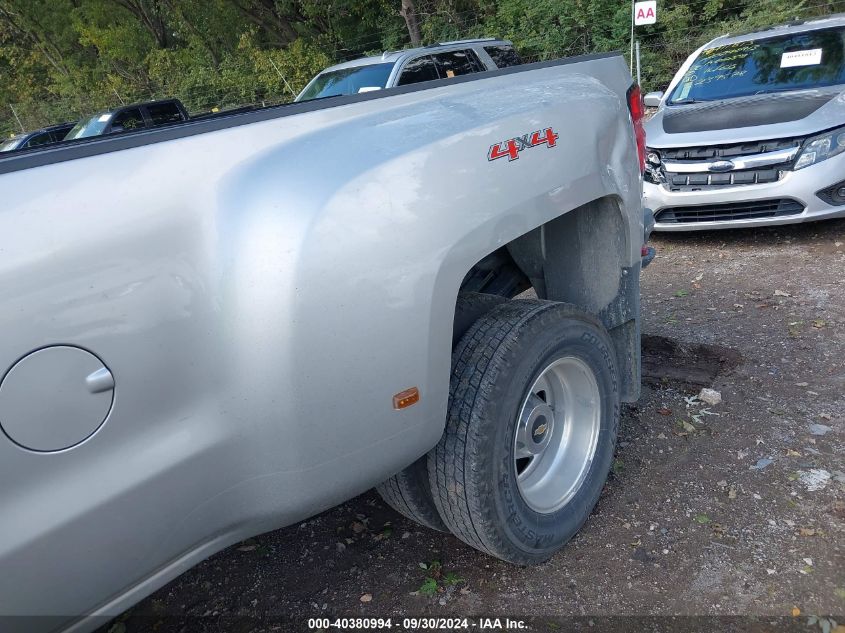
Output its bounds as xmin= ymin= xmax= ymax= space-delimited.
xmin=296 ymin=38 xmax=522 ymax=101
xmin=643 ymin=15 xmax=845 ymax=231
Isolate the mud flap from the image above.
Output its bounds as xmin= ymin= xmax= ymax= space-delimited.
xmin=642 ymin=207 xmax=656 ymax=268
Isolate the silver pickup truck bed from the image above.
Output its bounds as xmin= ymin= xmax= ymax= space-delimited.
xmin=0 ymin=53 xmax=642 ymax=631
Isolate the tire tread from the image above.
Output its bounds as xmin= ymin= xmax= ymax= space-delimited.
xmin=376 ymin=458 xmax=447 ymax=532
xmin=429 ymin=299 xmax=617 ymax=564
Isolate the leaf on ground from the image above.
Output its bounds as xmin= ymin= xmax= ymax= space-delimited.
xmin=798 ymin=527 xmax=817 ymax=536
xmin=675 ymin=289 xmax=688 ymax=297
xmin=360 ymin=593 xmax=373 ymax=603
xmin=695 ymin=514 xmax=711 ymax=524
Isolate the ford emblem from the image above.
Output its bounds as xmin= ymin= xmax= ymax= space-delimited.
xmin=709 ymin=159 xmax=735 ymax=172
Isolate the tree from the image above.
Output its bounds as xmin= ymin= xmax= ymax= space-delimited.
xmin=399 ymin=0 xmax=421 ymax=46
xmin=1 ymin=0 xmax=842 ymax=137
xmin=112 ymin=0 xmax=171 ymax=48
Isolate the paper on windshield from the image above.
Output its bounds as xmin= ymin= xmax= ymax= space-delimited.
xmin=781 ymin=49 xmax=823 ymax=68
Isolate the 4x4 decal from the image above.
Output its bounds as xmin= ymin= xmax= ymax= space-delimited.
xmin=488 ymin=127 xmax=559 ymax=162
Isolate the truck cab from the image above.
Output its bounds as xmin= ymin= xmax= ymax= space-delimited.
xmin=296 ymin=38 xmax=521 ymax=101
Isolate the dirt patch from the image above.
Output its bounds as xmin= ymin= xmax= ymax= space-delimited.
xmin=642 ymin=334 xmax=742 ymax=388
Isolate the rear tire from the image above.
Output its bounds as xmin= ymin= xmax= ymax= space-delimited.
xmin=429 ymin=299 xmax=619 ymax=565
xmin=376 ymin=457 xmax=447 ymax=532
xmin=376 ymin=292 xmax=509 ymax=532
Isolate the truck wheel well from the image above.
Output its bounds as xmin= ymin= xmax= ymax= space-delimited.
xmin=458 ymin=247 xmax=531 ymax=298
xmin=454 ymin=197 xmax=640 ymax=402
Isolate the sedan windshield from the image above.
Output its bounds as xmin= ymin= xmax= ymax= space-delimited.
xmin=298 ymin=63 xmax=394 ymax=101
xmin=668 ymin=27 xmax=845 ymax=104
xmin=65 ymin=113 xmax=111 ymax=139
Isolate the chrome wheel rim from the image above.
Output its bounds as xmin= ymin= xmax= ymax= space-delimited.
xmin=513 ymin=356 xmax=601 ymax=514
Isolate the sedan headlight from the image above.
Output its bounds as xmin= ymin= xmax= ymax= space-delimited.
xmin=794 ymin=126 xmax=845 ymax=170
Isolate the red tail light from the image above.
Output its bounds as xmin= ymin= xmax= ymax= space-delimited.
xmin=627 ymin=84 xmax=646 ymax=173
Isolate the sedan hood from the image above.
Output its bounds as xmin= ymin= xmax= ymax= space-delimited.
xmin=645 ymin=86 xmax=845 ymax=148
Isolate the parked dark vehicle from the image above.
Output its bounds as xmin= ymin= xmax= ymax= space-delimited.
xmin=0 ymin=123 xmax=75 ymax=152
xmin=65 ymin=99 xmax=188 ymax=140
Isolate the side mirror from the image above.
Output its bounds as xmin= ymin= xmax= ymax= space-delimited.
xmin=643 ymin=91 xmax=664 ymax=108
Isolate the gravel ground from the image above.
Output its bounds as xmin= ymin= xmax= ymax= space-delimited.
xmin=107 ymin=218 xmax=845 ymax=632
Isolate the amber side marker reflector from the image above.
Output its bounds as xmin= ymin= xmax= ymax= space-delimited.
xmin=393 ymin=387 xmax=420 ymax=410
